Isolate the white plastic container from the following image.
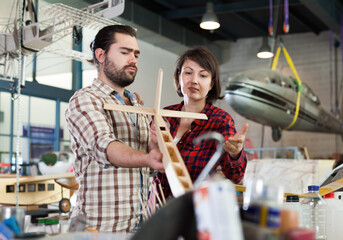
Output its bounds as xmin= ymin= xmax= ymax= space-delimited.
xmin=323 ymin=192 xmax=343 ymax=240
xmin=301 ymin=185 xmax=326 ymax=240
xmin=193 ymin=178 xmax=243 ymax=240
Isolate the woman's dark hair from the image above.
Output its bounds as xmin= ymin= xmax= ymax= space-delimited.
xmin=173 ymin=46 xmax=223 ymax=104
xmin=88 ymin=25 xmax=136 ymax=67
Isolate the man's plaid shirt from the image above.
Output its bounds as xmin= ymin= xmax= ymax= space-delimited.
xmin=66 ymin=78 xmax=150 ymax=232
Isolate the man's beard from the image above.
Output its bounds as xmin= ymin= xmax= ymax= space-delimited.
xmin=103 ymin=56 xmax=137 ymax=87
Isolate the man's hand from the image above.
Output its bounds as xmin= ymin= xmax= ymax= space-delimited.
xmin=223 ymin=123 xmax=249 ymax=159
xmin=147 ymin=149 xmax=164 ymax=173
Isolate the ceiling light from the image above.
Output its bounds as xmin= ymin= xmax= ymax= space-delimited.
xmin=200 ymin=2 xmax=220 ymax=30
xmin=257 ymin=37 xmax=274 ymax=59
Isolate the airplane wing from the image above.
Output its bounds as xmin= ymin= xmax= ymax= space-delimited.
xmin=103 ymin=104 xmax=207 ymax=120
xmin=55 ymin=177 xmax=79 ymax=190
xmin=160 ymin=109 xmax=207 ymax=120
xmin=0 ymin=174 xmax=17 ymax=178
xmin=318 ymin=177 xmax=343 ymax=196
xmin=12 ymin=172 xmax=75 ymax=184
xmin=42 ymin=46 xmax=92 ymax=62
xmin=103 ymin=104 xmax=155 ymax=115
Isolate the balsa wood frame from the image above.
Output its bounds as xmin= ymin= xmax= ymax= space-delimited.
xmin=104 ymin=69 xmax=208 ymax=197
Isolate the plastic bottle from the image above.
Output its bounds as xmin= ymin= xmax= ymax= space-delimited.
xmin=242 ymin=179 xmax=284 ymax=231
xmin=193 ymin=177 xmax=244 ymax=240
xmin=323 ymin=192 xmax=343 ymax=240
xmin=301 ymin=185 xmax=326 ymax=240
xmin=283 ymin=195 xmax=302 ymax=227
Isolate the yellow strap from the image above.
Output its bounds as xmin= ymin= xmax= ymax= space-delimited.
xmin=283 ymin=48 xmax=302 ymax=87
xmin=271 ymin=47 xmax=282 ymax=70
xmin=270 ymin=45 xmax=302 ymax=130
xmin=282 ymin=47 xmax=302 ymax=129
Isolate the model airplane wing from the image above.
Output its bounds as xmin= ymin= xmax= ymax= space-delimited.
xmin=103 ymin=104 xmax=207 ymax=120
xmin=55 ymin=176 xmax=79 ymax=190
xmin=12 ymin=172 xmax=75 ymax=185
xmin=103 ymin=104 xmax=155 ymax=116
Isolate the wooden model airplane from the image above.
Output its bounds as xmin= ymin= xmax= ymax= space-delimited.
xmin=0 ymin=172 xmax=77 ymax=213
xmin=104 ymin=69 xmax=208 ymax=197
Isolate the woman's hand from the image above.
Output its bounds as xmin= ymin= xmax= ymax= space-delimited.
xmin=223 ymin=123 xmax=249 ymax=159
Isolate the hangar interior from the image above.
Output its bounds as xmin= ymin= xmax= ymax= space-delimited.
xmin=1 ymin=0 xmax=343 ymax=239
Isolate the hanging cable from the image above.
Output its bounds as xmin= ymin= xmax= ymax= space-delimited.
xmin=329 ymin=30 xmax=334 ymax=113
xmin=283 ymin=0 xmax=289 ymax=33
xmin=268 ymin=0 xmax=273 ymax=36
xmin=16 ymin=0 xmax=24 ymax=208
xmin=338 ymin=8 xmax=343 ymax=119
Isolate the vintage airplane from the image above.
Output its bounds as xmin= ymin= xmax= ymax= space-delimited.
xmin=0 ymin=172 xmax=77 ymax=213
xmin=225 ymin=68 xmax=343 ymax=141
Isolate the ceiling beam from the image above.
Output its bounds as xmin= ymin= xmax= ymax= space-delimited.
xmin=232 ymin=12 xmax=267 ymax=35
xmin=299 ymin=0 xmax=341 ymax=34
xmin=154 ymin=0 xmax=237 ymax=42
xmin=161 ymin=0 xmax=301 ymax=19
xmin=289 ymin=8 xmax=320 ymax=35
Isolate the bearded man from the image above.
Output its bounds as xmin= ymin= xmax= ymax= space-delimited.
xmin=65 ymin=25 xmax=164 ymax=233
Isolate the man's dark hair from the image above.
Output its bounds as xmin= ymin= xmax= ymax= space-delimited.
xmin=88 ymin=25 xmax=137 ymax=67
xmin=173 ymin=46 xmax=223 ymax=104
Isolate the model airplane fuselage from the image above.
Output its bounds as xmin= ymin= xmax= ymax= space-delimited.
xmin=225 ymin=69 xmax=343 ymax=141
xmin=0 ymin=173 xmax=75 ymax=212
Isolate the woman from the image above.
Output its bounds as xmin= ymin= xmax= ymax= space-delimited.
xmin=154 ymin=47 xmax=248 ymax=197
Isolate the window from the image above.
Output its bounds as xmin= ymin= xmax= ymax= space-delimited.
xmin=38 ymin=184 xmax=45 ymax=191
xmin=19 ymin=184 xmax=26 ymax=192
xmin=28 ymin=184 xmax=36 ymax=192
xmin=6 ymin=185 xmax=15 ymax=193
xmin=47 ymin=183 xmax=55 ymax=191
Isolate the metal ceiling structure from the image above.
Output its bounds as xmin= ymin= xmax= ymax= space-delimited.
xmin=45 ymin=0 xmax=343 ymax=59
xmin=132 ymin=0 xmax=339 ymax=41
